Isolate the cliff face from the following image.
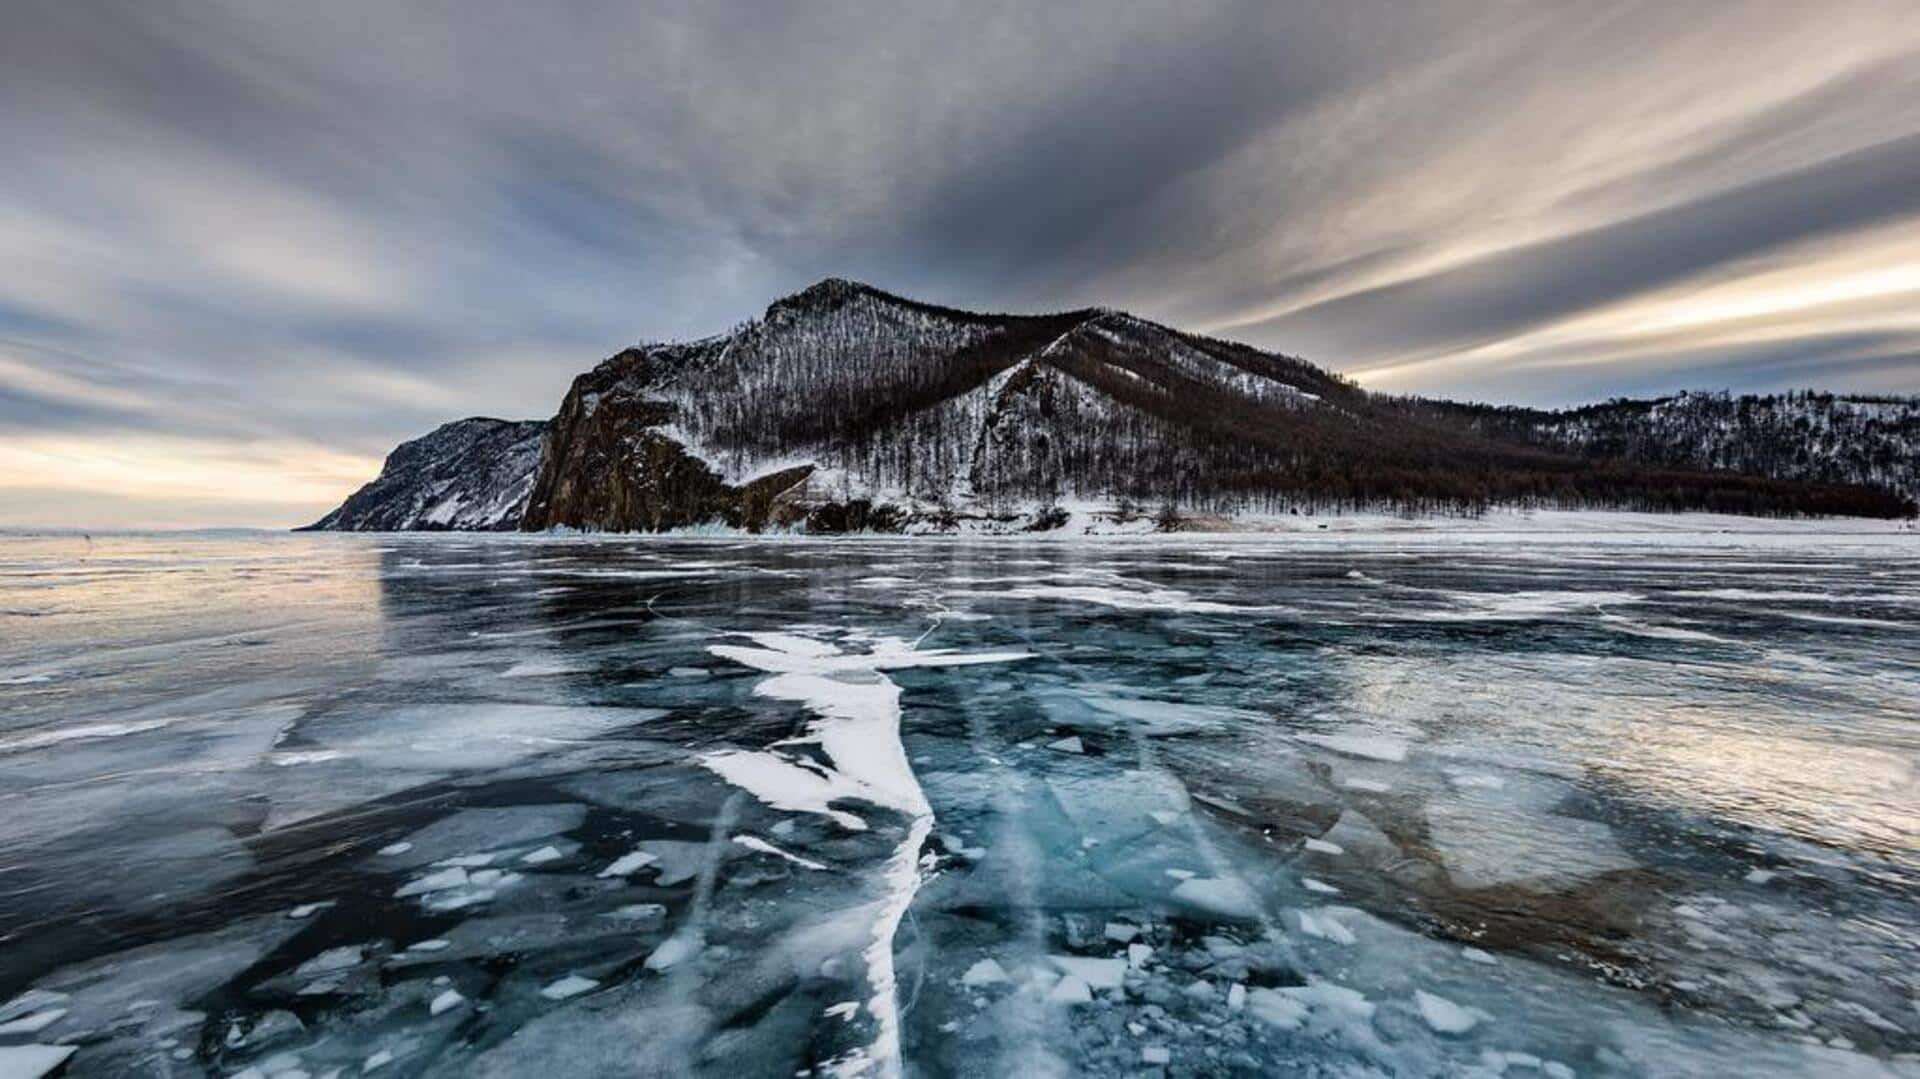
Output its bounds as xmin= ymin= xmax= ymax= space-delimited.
xmin=309 ymin=279 xmax=1918 ymax=533
xmin=301 ymin=418 xmax=545 ymax=531
xmin=520 ymin=352 xmax=816 ymax=532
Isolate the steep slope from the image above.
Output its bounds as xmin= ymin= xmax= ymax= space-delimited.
xmin=302 ymin=418 xmax=546 ymax=531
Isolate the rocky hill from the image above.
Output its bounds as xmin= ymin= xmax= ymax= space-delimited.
xmin=307 ymin=280 xmax=1916 ymax=532
xmin=302 ymin=418 xmax=546 ymax=531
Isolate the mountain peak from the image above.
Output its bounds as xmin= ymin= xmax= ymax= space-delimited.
xmin=768 ymin=276 xmax=885 ymax=315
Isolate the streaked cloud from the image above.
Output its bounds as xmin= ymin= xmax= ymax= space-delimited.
xmin=1 ymin=0 xmax=1916 ymax=526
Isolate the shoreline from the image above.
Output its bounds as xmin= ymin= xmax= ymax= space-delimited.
xmin=4 ymin=508 xmax=1917 ymax=541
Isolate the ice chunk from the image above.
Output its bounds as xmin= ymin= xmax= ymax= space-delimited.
xmin=382 ymin=805 xmax=588 ymax=869
xmin=1414 ymin=989 xmax=1479 ymax=1034
xmin=0 ymin=1009 xmax=65 ymax=1035
xmin=1304 ymin=838 xmax=1343 ymax=855
xmin=406 ymin=939 xmax=450 ymax=952
xmin=539 ymin=975 xmax=599 ymax=1001
xmin=1427 ymin=800 xmax=1636 ymax=891
xmin=1078 ymin=695 xmax=1254 ymax=736
xmin=1462 ymin=946 xmax=1497 ymax=965
xmin=1127 ymin=943 xmax=1153 ymax=969
xmin=1283 ymin=980 xmax=1375 ymax=1020
xmin=0 ymin=718 xmax=176 ymax=753
xmin=1046 ymin=735 xmax=1085 ymax=754
xmin=1296 ymin=732 xmax=1408 ymax=762
xmin=423 ymin=876 xmax=516 ymax=912
xmin=741 ymin=631 xmax=839 ymax=657
xmin=1142 ymin=1046 xmax=1171 ymax=1065
xmin=734 ymin=834 xmax=827 ymax=870
xmin=429 ymin=989 xmax=464 ymax=1016
xmin=521 ymin=845 xmax=564 ymax=865
xmin=287 ymin=902 xmax=332 ymax=919
xmin=960 ymin=959 xmax=1009 ymax=987
xmin=377 ymin=842 xmax=413 ymax=856
xmin=603 ymin=904 xmax=667 ymax=925
xmin=635 ymin=840 xmax=708 ymax=886
xmin=1048 ymin=975 xmax=1093 ymax=1005
xmin=645 ymin=932 xmax=701 ymax=971
xmin=1296 ymin=909 xmax=1357 ymax=945
xmin=1171 ymin=876 xmax=1262 ymax=920
xmin=1049 ymin=771 xmax=1186 ymax=849
xmin=1302 ymin=878 xmax=1340 ymax=894
xmin=1103 ymin=921 xmax=1140 ymax=943
xmin=0 ymin=991 xmax=67 ymax=1024
xmin=1228 ymin=983 xmax=1248 ymax=1010
xmin=1450 ymin=774 xmax=1505 ymax=791
xmin=0 ymin=1046 xmax=77 ymax=1079
xmin=364 ymin=1048 xmax=394 ymax=1071
xmin=396 ymin=867 xmax=468 ymax=897
xmin=293 ymin=945 xmax=363 ymax=979
xmin=1048 ymin=955 xmax=1126 ymax=992
xmin=597 ymin=849 xmax=659 ymax=878
xmin=1245 ymin=988 xmax=1309 ymax=1030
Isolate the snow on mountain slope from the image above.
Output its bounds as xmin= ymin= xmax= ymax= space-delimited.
xmin=302 ymin=418 xmax=546 ymax=531
xmin=517 ymin=279 xmax=1373 ymax=531
xmin=311 ymin=280 xmax=1916 ymax=533
xmin=1434 ymin=391 xmax=1920 ymax=504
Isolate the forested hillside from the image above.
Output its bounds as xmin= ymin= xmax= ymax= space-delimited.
xmin=312 ymin=280 xmax=1917 ymax=532
xmin=1403 ymin=391 xmax=1919 ymax=506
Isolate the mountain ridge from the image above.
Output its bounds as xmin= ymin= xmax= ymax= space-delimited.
xmin=307 ymin=279 xmax=1917 ymax=532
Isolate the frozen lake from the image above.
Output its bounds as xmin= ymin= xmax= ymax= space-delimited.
xmin=2 ymin=530 xmax=1916 ymax=1077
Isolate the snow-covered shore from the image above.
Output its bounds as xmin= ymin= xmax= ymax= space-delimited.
xmin=1165 ymin=507 xmax=1919 ymax=537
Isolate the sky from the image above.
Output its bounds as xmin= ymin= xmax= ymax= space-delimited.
xmin=4 ymin=1 xmax=1919 ymax=528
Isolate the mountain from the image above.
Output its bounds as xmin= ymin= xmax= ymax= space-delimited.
xmin=1402 ymin=391 xmax=1920 ymax=505
xmin=307 ymin=280 xmax=1916 ymax=532
xmin=301 ymin=417 xmax=546 ymax=531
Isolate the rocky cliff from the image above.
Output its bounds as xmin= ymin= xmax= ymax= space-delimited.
xmin=302 ymin=418 xmax=545 ymax=531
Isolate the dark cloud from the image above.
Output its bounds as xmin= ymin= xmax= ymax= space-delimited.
xmin=1 ymin=0 xmax=1917 ymax=525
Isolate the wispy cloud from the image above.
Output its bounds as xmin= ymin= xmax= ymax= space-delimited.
xmin=2 ymin=0 xmax=1916 ymax=525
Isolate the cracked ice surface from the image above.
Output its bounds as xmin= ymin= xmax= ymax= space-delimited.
xmin=1 ymin=531 xmax=1917 ymax=1077
xmin=698 ymin=628 xmax=1031 ymax=1075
